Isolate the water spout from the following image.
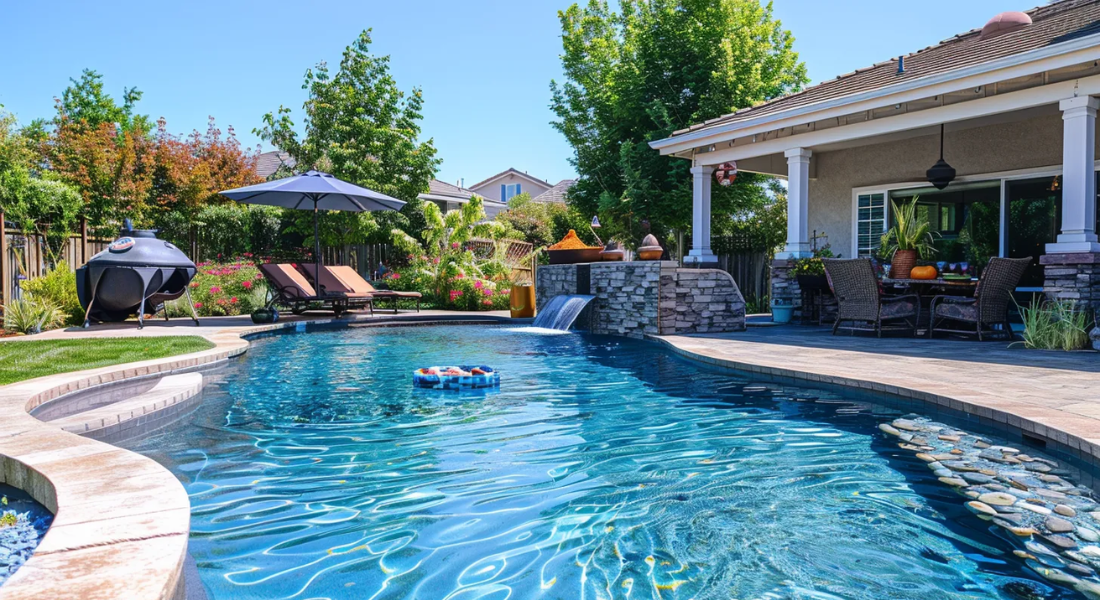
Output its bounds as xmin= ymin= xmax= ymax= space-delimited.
xmin=531 ymin=295 xmax=595 ymax=331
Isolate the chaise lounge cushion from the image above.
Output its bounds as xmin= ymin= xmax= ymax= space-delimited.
xmin=325 ymin=265 xmax=422 ymax=299
xmin=298 ymin=264 xmax=373 ymax=298
xmin=259 ymin=264 xmax=318 ymax=299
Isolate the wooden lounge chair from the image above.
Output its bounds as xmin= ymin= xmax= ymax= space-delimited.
xmin=258 ymin=263 xmax=369 ymax=316
xmin=929 ymin=256 xmax=1030 ymax=341
xmin=303 ymin=264 xmax=421 ymax=313
xmin=822 ymin=258 xmax=920 ymax=337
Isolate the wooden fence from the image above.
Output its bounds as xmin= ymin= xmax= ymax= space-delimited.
xmin=711 ymin=233 xmax=772 ymax=304
xmin=2 ymin=217 xmax=111 ymax=307
xmin=2 ymin=215 xmax=537 ymax=310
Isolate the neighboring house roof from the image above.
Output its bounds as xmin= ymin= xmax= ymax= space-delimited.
xmin=418 ymin=179 xmax=507 ymax=210
xmin=669 ymin=0 xmax=1100 ymax=139
xmin=255 ymin=151 xmax=295 ymax=179
xmin=532 ymin=179 xmax=576 ymax=204
xmin=468 ymin=168 xmax=553 ymax=191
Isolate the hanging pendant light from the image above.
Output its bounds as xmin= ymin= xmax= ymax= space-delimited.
xmin=927 ymin=124 xmax=956 ymax=190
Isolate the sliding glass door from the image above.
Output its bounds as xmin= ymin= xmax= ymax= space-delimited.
xmin=1004 ymin=177 xmax=1060 ymax=289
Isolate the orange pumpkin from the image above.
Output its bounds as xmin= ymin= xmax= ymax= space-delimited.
xmin=910 ymin=265 xmax=938 ymax=280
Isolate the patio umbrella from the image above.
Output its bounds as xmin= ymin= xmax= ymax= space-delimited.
xmin=220 ymin=170 xmax=405 ymax=290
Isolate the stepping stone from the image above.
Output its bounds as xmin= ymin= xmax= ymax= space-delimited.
xmin=878 ymin=423 xmax=900 ymax=436
xmin=979 ymin=492 xmax=1017 ymax=506
xmin=1036 ymin=488 xmax=1068 ymax=500
xmin=893 ymin=419 xmax=922 ymax=431
xmin=962 ymin=472 xmax=996 ymax=484
xmin=1022 ymin=503 xmax=1053 ymax=516
xmin=996 ymin=519 xmax=1037 ymax=536
xmin=939 ymin=477 xmax=968 ymax=488
xmin=939 ymin=435 xmax=961 ymax=442
xmin=1026 ymin=463 xmax=1053 ymax=473
xmin=1055 ymin=505 xmax=1078 ymax=518
xmin=966 ymin=501 xmax=999 ymax=518
xmin=1078 ymin=527 xmax=1100 ymax=543
xmin=1042 ymin=534 xmax=1078 ymax=550
xmin=1046 ymin=517 xmax=1076 ymax=534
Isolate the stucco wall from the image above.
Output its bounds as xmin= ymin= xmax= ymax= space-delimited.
xmin=808 ymin=112 xmax=1080 ymax=256
xmin=471 ymin=173 xmax=551 ymax=202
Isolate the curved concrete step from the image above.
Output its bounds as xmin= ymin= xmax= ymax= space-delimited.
xmin=49 ymin=373 xmax=204 ymax=440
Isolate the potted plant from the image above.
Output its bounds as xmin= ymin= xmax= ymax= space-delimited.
xmin=771 ymin=298 xmax=794 ymax=324
xmin=880 ymin=199 xmax=936 ymax=279
xmin=791 ymin=244 xmax=836 ymax=291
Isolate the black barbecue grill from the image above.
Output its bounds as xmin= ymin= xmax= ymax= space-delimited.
xmin=76 ymin=221 xmax=200 ymax=328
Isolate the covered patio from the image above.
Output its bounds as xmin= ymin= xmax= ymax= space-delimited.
xmin=651 ymin=2 xmax=1100 ymax=324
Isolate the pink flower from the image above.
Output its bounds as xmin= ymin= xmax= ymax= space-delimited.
xmin=456 ymin=273 xmax=465 ymax=279
xmin=255 ymin=273 xmax=264 ymax=280
xmin=432 ymin=257 xmax=439 ymax=264
xmin=451 ymin=242 xmax=460 ymax=249
xmin=482 ymin=288 xmax=493 ymax=296
xmin=230 ymin=297 xmax=238 ymax=304
xmin=194 ymin=302 xmax=203 ymax=308
xmin=392 ymin=272 xmax=400 ymax=279
xmin=210 ymin=286 xmax=222 ymax=294
xmin=242 ymin=280 xmax=253 ymax=289
xmin=216 ymin=298 xmax=227 ymax=305
xmin=407 ymin=254 xmax=415 ymax=260
xmin=482 ymin=299 xmax=492 ymax=306
xmin=190 ymin=282 xmax=199 ymax=288
xmin=474 ymin=280 xmax=483 ymax=289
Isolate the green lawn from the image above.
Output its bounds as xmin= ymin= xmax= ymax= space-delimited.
xmin=0 ymin=336 xmax=215 ymax=386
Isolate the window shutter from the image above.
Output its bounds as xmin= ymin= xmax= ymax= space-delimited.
xmin=516 ymin=183 xmax=521 ymax=196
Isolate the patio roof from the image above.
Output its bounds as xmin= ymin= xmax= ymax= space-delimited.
xmin=652 ymin=0 xmax=1100 ymax=160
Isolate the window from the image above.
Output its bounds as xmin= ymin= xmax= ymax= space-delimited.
xmin=501 ymin=183 xmax=522 ymax=201
xmin=856 ymin=192 xmax=886 ymax=257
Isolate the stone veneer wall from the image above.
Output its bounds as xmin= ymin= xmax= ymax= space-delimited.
xmin=1041 ymin=252 xmax=1100 ymax=350
xmin=770 ymin=259 xmax=801 ymax=317
xmin=536 ymin=261 xmax=746 ymax=338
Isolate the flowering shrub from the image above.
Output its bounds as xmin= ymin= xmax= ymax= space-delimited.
xmin=166 ymin=259 xmax=267 ymax=317
xmin=386 ymin=254 xmax=511 ymax=311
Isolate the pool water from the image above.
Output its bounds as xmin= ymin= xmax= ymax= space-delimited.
xmin=132 ymin=326 xmax=1083 ymax=599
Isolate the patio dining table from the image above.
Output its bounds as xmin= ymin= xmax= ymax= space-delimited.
xmin=882 ymin=277 xmax=979 ymax=335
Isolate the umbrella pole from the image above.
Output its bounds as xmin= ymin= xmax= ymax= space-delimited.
xmin=313 ymin=196 xmax=321 ymax=294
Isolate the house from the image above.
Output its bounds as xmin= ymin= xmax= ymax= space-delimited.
xmin=255 ymin=151 xmax=295 ymax=179
xmin=532 ymin=179 xmax=576 ymax=204
xmin=418 ymin=179 xmax=508 ymax=218
xmin=468 ymin=168 xmax=555 ymax=203
xmin=651 ymin=0 xmax=1100 ymax=313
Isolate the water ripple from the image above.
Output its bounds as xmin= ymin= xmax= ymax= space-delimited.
xmin=130 ymin=327 xmax=1082 ymax=599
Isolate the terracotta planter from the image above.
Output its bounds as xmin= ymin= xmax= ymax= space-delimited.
xmin=510 ymin=284 xmax=535 ymax=318
xmin=891 ymin=249 xmax=918 ymax=279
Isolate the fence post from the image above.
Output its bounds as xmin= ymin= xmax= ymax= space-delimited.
xmin=80 ymin=218 xmax=88 ymax=265
xmin=0 ymin=211 xmax=6 ymax=308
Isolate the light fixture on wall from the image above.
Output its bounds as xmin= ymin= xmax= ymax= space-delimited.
xmin=926 ymin=124 xmax=956 ymax=190
xmin=1050 ymin=175 xmax=1061 ymax=192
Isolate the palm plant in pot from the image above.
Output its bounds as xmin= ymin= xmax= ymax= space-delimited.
xmin=881 ymin=199 xmax=936 ymax=279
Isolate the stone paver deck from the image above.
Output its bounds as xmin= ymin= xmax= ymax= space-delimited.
xmin=655 ymin=325 xmax=1100 ymax=469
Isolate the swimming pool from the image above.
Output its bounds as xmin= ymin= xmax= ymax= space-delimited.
xmin=132 ymin=326 xmax=1087 ymax=599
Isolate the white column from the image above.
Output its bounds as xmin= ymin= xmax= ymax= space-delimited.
xmin=688 ymin=165 xmax=717 ymax=265
xmin=1048 ymin=96 xmax=1100 ymax=254
xmin=778 ymin=148 xmax=813 ymax=259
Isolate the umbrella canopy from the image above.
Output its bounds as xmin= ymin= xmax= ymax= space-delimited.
xmin=219 ymin=170 xmax=405 ymax=212
xmin=220 ymin=170 xmax=406 ymax=297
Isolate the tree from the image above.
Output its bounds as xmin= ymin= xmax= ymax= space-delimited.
xmin=54 ymin=69 xmax=150 ymax=134
xmin=256 ymin=30 xmax=441 ymax=248
xmin=551 ymin=0 xmax=807 ymax=246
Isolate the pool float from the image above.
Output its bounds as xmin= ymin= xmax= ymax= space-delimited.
xmin=413 ymin=366 xmax=499 ymax=389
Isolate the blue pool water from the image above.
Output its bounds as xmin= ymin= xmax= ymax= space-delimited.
xmin=133 ymin=326 xmax=1083 ymax=599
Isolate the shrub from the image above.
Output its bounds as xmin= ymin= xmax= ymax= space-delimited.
xmin=2 ymin=297 xmax=61 ymax=334
xmin=1017 ymin=297 xmax=1093 ymax=351
xmin=20 ymin=262 xmax=83 ymax=326
xmin=164 ymin=259 xmax=267 ymax=317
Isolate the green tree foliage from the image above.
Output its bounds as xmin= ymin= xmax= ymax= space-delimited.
xmin=53 ymin=69 xmax=150 ymax=134
xmin=256 ymin=30 xmax=441 ymax=248
xmin=551 ymin=0 xmax=807 ymax=245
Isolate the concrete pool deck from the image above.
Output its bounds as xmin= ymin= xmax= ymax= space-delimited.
xmin=1 ymin=313 xmax=1099 ymax=598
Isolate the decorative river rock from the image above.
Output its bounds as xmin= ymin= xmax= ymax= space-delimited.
xmin=881 ymin=415 xmax=1100 ymax=598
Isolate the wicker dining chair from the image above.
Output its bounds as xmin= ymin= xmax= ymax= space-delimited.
xmin=929 ymin=256 xmax=1030 ymax=341
xmin=822 ymin=258 xmax=920 ymax=337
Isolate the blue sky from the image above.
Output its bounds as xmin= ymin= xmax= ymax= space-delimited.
xmin=0 ymin=0 xmax=1037 ymax=188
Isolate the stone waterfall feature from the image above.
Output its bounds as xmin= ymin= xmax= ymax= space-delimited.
xmin=536 ymin=261 xmax=747 ymax=339
xmin=531 ymin=295 xmax=596 ymax=330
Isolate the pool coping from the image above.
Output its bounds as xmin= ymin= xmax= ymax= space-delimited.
xmin=0 ymin=313 xmax=520 ymax=599
xmin=3 ymin=316 xmax=1099 ymax=598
